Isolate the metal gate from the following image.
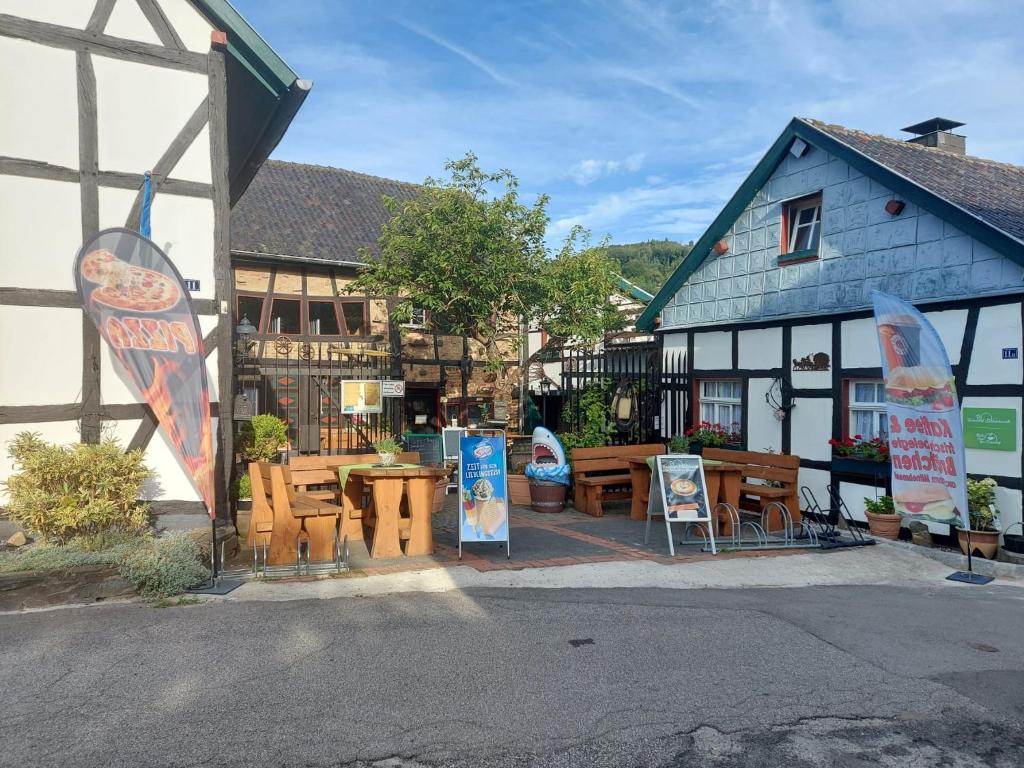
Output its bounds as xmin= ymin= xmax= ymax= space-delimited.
xmin=235 ymin=337 xmax=401 ymax=454
xmin=560 ymin=338 xmax=689 ymax=445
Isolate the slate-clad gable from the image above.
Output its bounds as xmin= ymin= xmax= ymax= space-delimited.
xmin=660 ymin=133 xmax=1024 ymax=329
xmin=230 ymin=160 xmax=421 ymax=263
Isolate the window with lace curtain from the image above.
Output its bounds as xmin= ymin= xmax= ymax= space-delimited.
xmin=848 ymin=380 xmax=887 ymax=441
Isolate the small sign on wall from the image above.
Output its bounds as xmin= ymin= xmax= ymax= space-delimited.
xmin=381 ymin=380 xmax=405 ymax=397
xmin=1002 ymin=347 xmax=1018 ymax=360
xmin=183 ymin=279 xmax=200 ymax=291
xmin=963 ymin=407 xmax=1017 ymax=452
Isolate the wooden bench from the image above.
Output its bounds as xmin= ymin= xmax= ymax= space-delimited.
xmin=570 ymin=443 xmax=665 ymax=517
xmin=702 ymin=448 xmax=801 ymax=530
xmin=287 ymin=452 xmax=422 ymax=543
xmin=248 ymin=462 xmax=345 ymax=567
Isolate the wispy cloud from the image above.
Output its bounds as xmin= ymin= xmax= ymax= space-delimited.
xmin=396 ymin=19 xmax=515 ymax=88
xmin=567 ymin=153 xmax=644 ymax=186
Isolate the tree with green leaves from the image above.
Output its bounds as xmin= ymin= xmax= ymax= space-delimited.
xmin=352 ymin=153 xmax=624 ymax=371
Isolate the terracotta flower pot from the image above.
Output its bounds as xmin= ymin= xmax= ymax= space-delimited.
xmin=866 ymin=511 xmax=902 ymax=540
xmin=508 ymin=474 xmax=532 ymax=506
xmin=958 ymin=529 xmax=999 ymax=560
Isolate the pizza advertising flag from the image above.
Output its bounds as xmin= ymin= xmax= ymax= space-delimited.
xmin=74 ymin=228 xmax=216 ymax=518
xmin=871 ymin=291 xmax=968 ymax=529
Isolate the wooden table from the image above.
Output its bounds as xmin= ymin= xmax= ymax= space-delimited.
xmin=345 ymin=466 xmax=449 ymax=558
xmin=627 ymin=456 xmax=745 ymax=533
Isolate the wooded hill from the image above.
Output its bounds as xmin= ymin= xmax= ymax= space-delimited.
xmin=605 ymin=239 xmax=693 ymax=294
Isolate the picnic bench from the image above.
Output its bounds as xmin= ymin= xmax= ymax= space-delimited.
xmin=570 ymin=443 xmax=665 ymax=517
xmin=286 ymin=452 xmax=421 ymax=543
xmin=702 ymin=448 xmax=801 ymax=530
xmin=247 ymin=462 xmax=344 ymax=568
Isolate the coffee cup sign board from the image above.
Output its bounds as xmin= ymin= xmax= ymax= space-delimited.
xmin=963 ymin=408 xmax=1016 ymax=451
xmin=647 ymin=455 xmax=717 ymax=556
xmin=458 ymin=430 xmax=510 ymax=558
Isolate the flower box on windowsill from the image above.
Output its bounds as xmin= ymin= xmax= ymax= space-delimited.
xmin=689 ymin=442 xmax=743 ymax=455
xmin=831 ymin=456 xmax=890 ymax=478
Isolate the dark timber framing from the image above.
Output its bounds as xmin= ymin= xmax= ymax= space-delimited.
xmin=0 ymin=4 xmax=248 ymax=518
xmin=661 ymin=292 xmax=1024 ymax=499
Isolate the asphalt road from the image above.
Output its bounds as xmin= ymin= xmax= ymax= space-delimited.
xmin=2 ymin=584 xmax=1024 ymax=767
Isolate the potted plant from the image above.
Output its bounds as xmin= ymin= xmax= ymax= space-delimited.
xmin=668 ymin=435 xmax=688 ymax=454
xmin=830 ymin=435 xmax=890 ymax=480
xmin=373 ymin=437 xmax=403 ymax=466
xmin=959 ymin=477 xmax=1000 ymax=559
xmin=684 ymin=422 xmax=742 ymax=454
xmin=864 ymin=495 xmax=901 ymax=539
xmin=507 ymin=461 xmax=532 ymax=506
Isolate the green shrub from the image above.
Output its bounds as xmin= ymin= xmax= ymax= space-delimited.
xmin=235 ymin=473 xmax=252 ymax=500
xmin=236 ymin=415 xmax=288 ymax=462
xmin=864 ymin=496 xmax=896 ymax=515
xmin=3 ymin=432 xmax=150 ymax=543
xmin=559 ymin=383 xmax=613 ymax=453
xmin=966 ymin=477 xmax=999 ymax=531
xmin=117 ymin=533 xmax=209 ymax=598
xmin=0 ymin=533 xmax=143 ymax=574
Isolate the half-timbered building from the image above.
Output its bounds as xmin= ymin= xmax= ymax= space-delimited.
xmin=0 ymin=0 xmax=308 ymax=526
xmin=637 ymin=117 xmax=1024 ymax=540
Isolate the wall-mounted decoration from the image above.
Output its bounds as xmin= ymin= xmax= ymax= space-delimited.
xmin=884 ymin=199 xmax=906 ymax=216
xmin=963 ymin=408 xmax=1017 ymax=452
xmin=713 ymin=240 xmax=729 ymax=255
xmin=792 ymin=352 xmax=830 ymax=371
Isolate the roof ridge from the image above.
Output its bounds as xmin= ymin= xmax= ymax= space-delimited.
xmin=799 ymin=118 xmax=1024 ymax=175
xmin=263 ymin=158 xmax=423 ymax=188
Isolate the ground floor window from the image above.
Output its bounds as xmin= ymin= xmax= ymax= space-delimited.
xmin=848 ymin=379 xmax=887 ymax=441
xmin=697 ymin=379 xmax=742 ymax=433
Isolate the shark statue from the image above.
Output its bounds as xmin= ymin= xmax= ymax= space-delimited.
xmin=524 ymin=426 xmax=571 ymax=486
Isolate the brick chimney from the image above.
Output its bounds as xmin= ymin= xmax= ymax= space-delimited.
xmin=901 ymin=118 xmax=966 ymax=155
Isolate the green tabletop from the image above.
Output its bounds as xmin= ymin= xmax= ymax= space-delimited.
xmin=337 ymin=463 xmax=421 ymax=490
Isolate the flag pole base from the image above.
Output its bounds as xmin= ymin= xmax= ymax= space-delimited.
xmin=186 ymin=578 xmax=243 ymax=595
xmin=946 ymin=571 xmax=994 ymax=585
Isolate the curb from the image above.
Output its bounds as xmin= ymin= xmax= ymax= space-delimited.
xmin=869 ymin=535 xmax=1024 ymax=581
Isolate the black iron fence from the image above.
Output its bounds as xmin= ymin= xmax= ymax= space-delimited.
xmin=235 ymin=337 xmax=401 ymax=454
xmin=559 ymin=339 xmax=689 ymax=445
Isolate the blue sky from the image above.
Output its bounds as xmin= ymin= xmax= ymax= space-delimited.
xmin=239 ymin=0 xmax=1024 ymax=246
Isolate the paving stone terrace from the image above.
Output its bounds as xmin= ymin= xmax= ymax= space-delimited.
xmin=230 ymin=495 xmax=808 ymax=580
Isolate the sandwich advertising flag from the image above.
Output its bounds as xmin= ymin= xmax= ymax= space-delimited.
xmin=871 ymin=291 xmax=968 ymax=529
xmin=74 ymin=228 xmax=216 ymax=518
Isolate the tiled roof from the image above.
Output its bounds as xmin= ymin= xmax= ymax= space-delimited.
xmin=230 ymin=159 xmax=421 ymax=264
xmin=804 ymin=119 xmax=1024 ymax=243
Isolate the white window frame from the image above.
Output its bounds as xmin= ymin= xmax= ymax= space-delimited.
xmin=403 ymin=306 xmax=429 ymax=329
xmin=848 ymin=379 xmax=887 ymax=441
xmin=698 ymin=379 xmax=742 ymax=433
xmin=785 ymin=194 xmax=822 ymax=254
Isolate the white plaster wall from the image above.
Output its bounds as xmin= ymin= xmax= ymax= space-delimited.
xmin=0 ymin=420 xmax=81 ymax=497
xmin=967 ymin=303 xmax=1023 ymax=385
xmin=0 ymin=37 xmax=79 ymax=168
xmin=921 ymin=309 xmax=968 ymax=366
xmin=798 ymin=467 xmax=831 ymax=517
xmin=747 ymin=378 xmax=782 ymax=452
xmin=0 ymin=305 xmax=82 ymax=406
xmin=962 ymin=396 xmax=1023 ymax=479
xmin=790 ymin=323 xmax=832 ymax=388
xmin=169 ymin=123 xmax=213 ymax=184
xmin=841 ymin=318 xmax=880 ymax=369
xmin=149 ymin=195 xmax=216 ymax=299
xmin=840 ymin=480 xmax=886 ymax=524
xmin=104 ymin=0 xmax=162 ymax=45
xmin=93 ymin=56 xmax=208 ymax=176
xmin=738 ymin=327 xmax=781 ymax=369
xmin=0 ymin=176 xmax=81 ymax=290
xmin=142 ymin=416 xmax=218 ymax=502
xmin=790 ymin=397 xmax=832 ymax=461
xmin=693 ymin=331 xmax=731 ymax=370
xmin=0 ymin=1 xmax=93 ymax=28
xmin=155 ymin=0 xmax=214 ymax=53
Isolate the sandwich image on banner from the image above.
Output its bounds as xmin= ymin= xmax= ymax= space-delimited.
xmin=871 ymin=291 xmax=968 ymax=528
xmin=73 ymin=228 xmax=216 ymax=518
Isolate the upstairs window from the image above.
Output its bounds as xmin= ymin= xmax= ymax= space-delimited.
xmin=780 ymin=193 xmax=822 ymax=265
xmin=308 ymin=300 xmax=340 ymax=335
xmin=403 ymin=307 xmax=429 ymax=329
xmin=269 ymin=298 xmax=301 ymax=335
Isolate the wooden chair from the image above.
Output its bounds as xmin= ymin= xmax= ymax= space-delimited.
xmin=703 ymin=448 xmax=801 ymax=531
xmin=570 ymin=443 xmax=665 ymax=517
xmin=246 ymin=462 xmax=275 ymax=575
xmin=256 ymin=462 xmax=345 ymax=569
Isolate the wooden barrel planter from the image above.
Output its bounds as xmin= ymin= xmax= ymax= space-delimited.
xmin=529 ymin=481 xmax=566 ymax=513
